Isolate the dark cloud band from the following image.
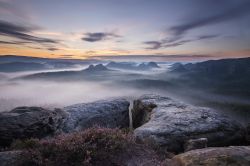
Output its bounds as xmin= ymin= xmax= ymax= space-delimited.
xmin=0 ymin=20 xmax=58 ymax=44
xmin=82 ymin=32 xmax=120 ymax=42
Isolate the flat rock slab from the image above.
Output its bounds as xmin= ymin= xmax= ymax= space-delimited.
xmin=62 ymin=98 xmax=130 ymax=132
xmin=0 ymin=151 xmax=22 ymax=166
xmin=0 ymin=107 xmax=67 ymax=147
xmin=133 ymin=94 xmax=245 ymax=152
xmin=170 ymin=146 xmax=250 ymax=166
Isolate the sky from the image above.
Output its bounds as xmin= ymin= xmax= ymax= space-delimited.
xmin=0 ymin=0 xmax=250 ymax=61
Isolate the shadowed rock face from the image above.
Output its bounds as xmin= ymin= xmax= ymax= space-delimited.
xmin=184 ymin=138 xmax=208 ymax=152
xmin=170 ymin=146 xmax=250 ymax=166
xmin=132 ymin=99 xmax=156 ymax=128
xmin=0 ymin=107 xmax=67 ymax=147
xmin=133 ymin=94 xmax=246 ymax=153
xmin=62 ymin=99 xmax=130 ymax=132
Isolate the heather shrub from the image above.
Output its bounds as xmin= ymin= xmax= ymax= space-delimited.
xmin=16 ymin=127 xmax=135 ymax=166
xmin=11 ymin=138 xmax=40 ymax=150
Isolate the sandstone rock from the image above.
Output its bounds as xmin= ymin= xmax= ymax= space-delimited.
xmin=133 ymin=94 xmax=245 ymax=152
xmin=170 ymin=146 xmax=250 ymax=166
xmin=0 ymin=107 xmax=67 ymax=147
xmin=62 ymin=99 xmax=130 ymax=132
xmin=0 ymin=151 xmax=22 ymax=166
xmin=132 ymin=99 xmax=156 ymax=128
xmin=184 ymin=138 xmax=207 ymax=152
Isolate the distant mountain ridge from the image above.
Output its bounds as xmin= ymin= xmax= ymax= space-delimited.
xmin=0 ymin=55 xmax=103 ymax=72
xmin=0 ymin=62 xmax=47 ymax=72
xmin=106 ymin=61 xmax=160 ymax=70
xmin=0 ymin=55 xmax=99 ymax=63
xmin=169 ymin=57 xmax=250 ymax=97
xmin=85 ymin=64 xmax=109 ymax=72
xmin=171 ymin=57 xmax=250 ymax=77
xmin=19 ymin=64 xmax=113 ymax=81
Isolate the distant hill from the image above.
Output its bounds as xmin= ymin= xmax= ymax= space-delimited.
xmin=106 ymin=62 xmax=137 ymax=70
xmin=106 ymin=61 xmax=160 ymax=70
xmin=0 ymin=62 xmax=47 ymax=72
xmin=137 ymin=62 xmax=160 ymax=70
xmin=84 ymin=64 xmax=109 ymax=72
xmin=0 ymin=55 xmax=100 ymax=64
xmin=169 ymin=57 xmax=250 ymax=97
xmin=0 ymin=55 xmax=104 ymax=72
xmin=19 ymin=64 xmax=113 ymax=81
xmin=0 ymin=55 xmax=49 ymax=63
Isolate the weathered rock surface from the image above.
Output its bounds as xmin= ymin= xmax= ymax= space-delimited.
xmin=170 ymin=146 xmax=250 ymax=166
xmin=0 ymin=107 xmax=67 ymax=147
xmin=0 ymin=151 xmax=22 ymax=166
xmin=62 ymin=99 xmax=130 ymax=132
xmin=133 ymin=94 xmax=245 ymax=152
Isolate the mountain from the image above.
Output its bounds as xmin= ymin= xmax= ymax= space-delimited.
xmin=18 ymin=64 xmax=113 ymax=81
xmin=169 ymin=57 xmax=250 ymax=97
xmin=106 ymin=61 xmax=160 ymax=71
xmin=137 ymin=62 xmax=160 ymax=70
xmin=84 ymin=64 xmax=109 ymax=72
xmin=106 ymin=62 xmax=137 ymax=70
xmin=0 ymin=55 xmax=49 ymax=63
xmin=0 ymin=55 xmax=104 ymax=72
xmin=0 ymin=62 xmax=48 ymax=72
xmin=147 ymin=62 xmax=160 ymax=68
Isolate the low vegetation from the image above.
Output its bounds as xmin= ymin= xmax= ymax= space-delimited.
xmin=10 ymin=127 xmax=160 ymax=166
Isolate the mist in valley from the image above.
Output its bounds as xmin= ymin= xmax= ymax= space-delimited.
xmin=1 ymin=60 xmax=250 ymax=125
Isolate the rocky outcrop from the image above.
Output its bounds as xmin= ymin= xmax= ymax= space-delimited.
xmin=62 ymin=99 xmax=130 ymax=132
xmin=133 ymin=95 xmax=245 ymax=153
xmin=0 ymin=107 xmax=67 ymax=147
xmin=170 ymin=146 xmax=250 ymax=166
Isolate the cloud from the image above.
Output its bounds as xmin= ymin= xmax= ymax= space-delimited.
xmin=85 ymin=51 xmax=97 ymax=55
xmin=0 ymin=20 xmax=59 ymax=44
xmin=144 ymin=41 xmax=162 ymax=49
xmin=59 ymin=54 xmax=74 ymax=58
xmin=91 ymin=54 xmax=213 ymax=61
xmin=144 ymin=34 xmax=219 ymax=49
xmin=164 ymin=35 xmax=219 ymax=48
xmin=144 ymin=1 xmax=250 ymax=50
xmin=82 ymin=32 xmax=120 ymax=42
xmin=0 ymin=40 xmax=31 ymax=45
xmin=197 ymin=35 xmax=219 ymax=40
xmin=167 ymin=1 xmax=250 ymax=42
xmin=47 ymin=48 xmax=59 ymax=51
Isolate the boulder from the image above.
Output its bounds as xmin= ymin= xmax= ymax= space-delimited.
xmin=0 ymin=107 xmax=67 ymax=147
xmin=170 ymin=146 xmax=250 ymax=166
xmin=133 ymin=94 xmax=245 ymax=152
xmin=62 ymin=99 xmax=130 ymax=132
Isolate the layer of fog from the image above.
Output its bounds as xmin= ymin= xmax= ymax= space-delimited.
xmin=0 ymin=65 xmax=89 ymax=79
xmin=0 ymin=79 xmax=148 ymax=112
xmin=0 ymin=63 xmax=249 ymax=125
